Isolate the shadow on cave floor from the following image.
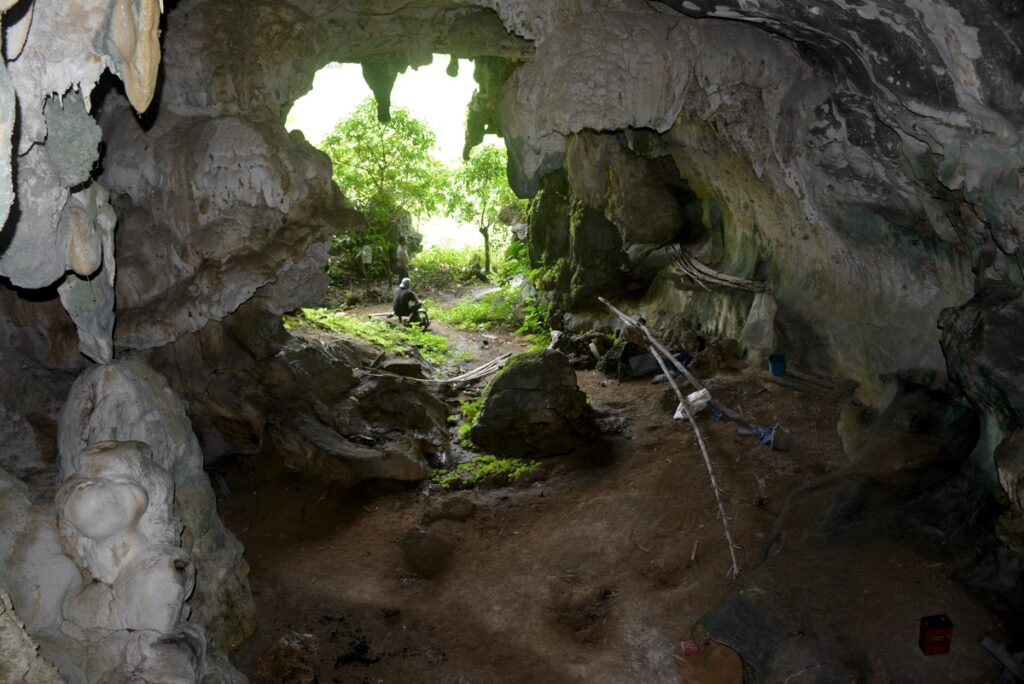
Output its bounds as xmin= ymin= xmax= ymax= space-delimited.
xmin=213 ymin=330 xmax=1014 ymax=682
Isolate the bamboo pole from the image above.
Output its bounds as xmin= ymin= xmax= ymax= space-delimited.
xmin=598 ymin=297 xmax=744 ymax=422
xmin=599 ymin=297 xmax=740 ymax=578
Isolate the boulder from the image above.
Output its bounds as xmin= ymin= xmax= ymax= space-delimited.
xmin=381 ymin=357 xmax=427 ymax=379
xmin=470 ymin=350 xmax=596 ymax=458
xmin=940 ymin=281 xmax=1024 ymax=429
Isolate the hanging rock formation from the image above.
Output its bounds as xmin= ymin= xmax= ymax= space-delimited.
xmin=0 ymin=0 xmax=1024 ymax=679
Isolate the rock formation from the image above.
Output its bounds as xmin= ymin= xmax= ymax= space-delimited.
xmin=0 ymin=0 xmax=1023 ymax=679
xmin=0 ymin=361 xmax=250 ymax=682
xmin=0 ymin=589 xmax=61 ymax=684
xmin=471 ymin=349 xmax=596 ymax=458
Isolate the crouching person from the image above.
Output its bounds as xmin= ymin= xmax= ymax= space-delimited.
xmin=393 ymin=277 xmax=429 ymax=328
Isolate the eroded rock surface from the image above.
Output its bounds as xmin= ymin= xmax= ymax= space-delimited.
xmin=940 ymin=281 xmax=1024 ymax=429
xmin=995 ymin=432 xmax=1024 ymax=556
xmin=0 ymin=590 xmax=61 ymax=684
xmin=471 ymin=349 xmax=596 ymax=458
xmin=137 ymin=311 xmax=449 ymax=487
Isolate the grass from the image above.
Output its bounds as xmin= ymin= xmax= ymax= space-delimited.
xmin=436 ymin=286 xmax=551 ymax=349
xmin=436 ymin=289 xmax=520 ymax=330
xmin=283 ymin=307 xmax=454 ymax=365
xmin=430 ymin=455 xmax=542 ymax=490
xmin=432 ymin=242 xmax=553 ymax=348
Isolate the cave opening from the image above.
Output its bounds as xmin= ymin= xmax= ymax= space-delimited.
xmin=0 ymin=1 xmax=1023 ymax=682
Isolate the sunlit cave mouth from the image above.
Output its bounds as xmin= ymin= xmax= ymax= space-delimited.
xmin=0 ymin=1 xmax=1023 ymax=682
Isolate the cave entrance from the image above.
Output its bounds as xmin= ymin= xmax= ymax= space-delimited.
xmin=281 ymin=54 xmax=537 ymax=367
xmin=286 ymin=55 xmax=506 ymax=258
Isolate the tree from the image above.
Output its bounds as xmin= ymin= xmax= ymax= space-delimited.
xmin=447 ymin=144 xmax=518 ymax=274
xmin=320 ymin=97 xmax=448 ymax=242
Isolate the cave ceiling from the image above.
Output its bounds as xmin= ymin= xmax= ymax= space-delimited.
xmin=0 ymin=1 xmax=1023 ymax=679
xmin=0 ymin=0 xmax=1021 ymax=391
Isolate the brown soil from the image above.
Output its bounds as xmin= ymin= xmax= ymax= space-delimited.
xmin=218 ymin=312 xmax=1003 ymax=682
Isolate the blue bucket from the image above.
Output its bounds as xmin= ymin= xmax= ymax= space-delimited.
xmin=768 ymin=352 xmax=787 ymax=376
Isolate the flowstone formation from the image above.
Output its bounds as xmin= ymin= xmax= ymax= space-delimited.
xmin=0 ymin=362 xmax=248 ymax=682
xmin=1 ymin=0 xmax=1024 ymax=678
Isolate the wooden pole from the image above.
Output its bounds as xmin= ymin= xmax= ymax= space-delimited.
xmin=598 ymin=297 xmax=744 ymax=421
xmin=599 ymin=297 xmax=740 ymax=578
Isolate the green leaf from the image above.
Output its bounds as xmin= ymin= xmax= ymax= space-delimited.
xmin=319 ymin=98 xmax=450 ymax=228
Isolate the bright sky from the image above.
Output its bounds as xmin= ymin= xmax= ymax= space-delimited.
xmin=287 ymin=56 xmax=501 ymax=249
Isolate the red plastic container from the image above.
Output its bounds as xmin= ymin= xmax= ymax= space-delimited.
xmin=680 ymin=639 xmax=708 ymax=657
xmin=919 ymin=614 xmax=953 ymax=655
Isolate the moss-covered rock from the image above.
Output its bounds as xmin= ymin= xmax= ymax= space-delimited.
xmin=470 ymin=349 xmax=596 ymax=458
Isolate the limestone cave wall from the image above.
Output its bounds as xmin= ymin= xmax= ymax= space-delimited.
xmin=1 ymin=0 xmax=1024 ymax=679
xmin=487 ymin=2 xmax=1024 ymax=535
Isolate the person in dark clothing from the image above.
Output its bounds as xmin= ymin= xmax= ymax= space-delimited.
xmin=392 ymin=277 xmax=428 ymax=327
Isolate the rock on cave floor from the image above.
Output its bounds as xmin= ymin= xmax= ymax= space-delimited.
xmin=214 ymin=321 xmax=1005 ymax=683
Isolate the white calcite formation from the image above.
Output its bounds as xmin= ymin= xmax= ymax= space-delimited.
xmin=0 ymin=589 xmax=61 ymax=684
xmin=56 ymin=361 xmax=255 ymax=652
xmin=0 ymin=0 xmax=161 ymax=363
xmin=0 ymin=362 xmax=248 ymax=683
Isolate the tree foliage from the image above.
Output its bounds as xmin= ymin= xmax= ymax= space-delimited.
xmin=447 ymin=144 xmax=519 ymax=273
xmin=321 ymin=97 xmax=448 ymax=232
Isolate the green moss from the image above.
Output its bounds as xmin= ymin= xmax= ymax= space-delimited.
xmin=430 ymin=455 xmax=542 ymax=490
xmin=568 ymin=198 xmax=586 ymax=239
xmin=534 ymin=258 xmax=568 ymax=291
xmin=456 ymin=396 xmax=486 ymax=447
xmin=283 ymin=307 xmax=453 ymax=365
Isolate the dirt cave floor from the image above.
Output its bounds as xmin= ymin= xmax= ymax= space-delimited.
xmin=216 ymin=316 xmax=1005 ymax=683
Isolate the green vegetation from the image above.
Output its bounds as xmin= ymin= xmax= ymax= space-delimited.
xmin=437 ymin=289 xmax=520 ymax=330
xmin=446 ymin=144 xmax=521 ymax=274
xmin=410 ymin=244 xmax=485 ymax=289
xmin=437 ymin=288 xmax=551 ymax=349
xmin=434 ymin=243 xmax=552 ymax=348
xmin=322 ymin=97 xmax=448 ymax=226
xmin=320 ymin=98 xmax=448 ymax=280
xmin=284 ymin=307 xmax=454 ymax=365
xmin=456 ymin=396 xmax=486 ymax=447
xmin=430 ymin=455 xmax=542 ymax=490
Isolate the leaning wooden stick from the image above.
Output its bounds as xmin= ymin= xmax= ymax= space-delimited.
xmin=599 ymin=298 xmax=741 ymax=578
xmin=598 ymin=297 xmax=744 ymax=421
xmin=650 ymin=338 xmax=741 ymax=578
